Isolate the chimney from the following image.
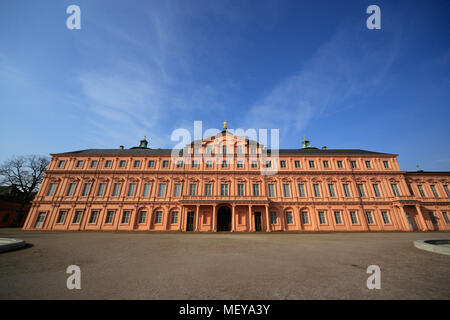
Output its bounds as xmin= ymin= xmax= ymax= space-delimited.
xmin=322 ymin=146 xmax=327 ymax=150
xmin=119 ymin=145 xmax=124 ymax=150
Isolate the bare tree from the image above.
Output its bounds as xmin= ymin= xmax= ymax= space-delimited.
xmin=0 ymin=155 xmax=50 ymax=202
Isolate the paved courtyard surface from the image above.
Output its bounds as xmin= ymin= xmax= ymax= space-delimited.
xmin=0 ymin=229 xmax=449 ymax=300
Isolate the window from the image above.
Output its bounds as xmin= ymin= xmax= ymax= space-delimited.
xmin=280 ymin=160 xmax=286 ymax=168
xmin=270 ymin=212 xmax=277 ymax=224
xmin=66 ymin=183 xmax=76 ymax=196
xmin=105 ymin=211 xmax=114 ymax=224
xmin=318 ymin=211 xmax=326 ymax=224
xmin=90 ymin=160 xmax=98 ymax=168
xmin=221 ymin=184 xmax=228 ymax=196
xmin=337 ymin=160 xmax=343 ymax=168
xmin=383 ymin=161 xmax=390 ymax=169
xmin=365 ymin=161 xmax=371 ymax=169
xmin=81 ymin=183 xmax=91 ymax=197
xmin=205 ymin=184 xmax=212 ymax=196
xmin=121 ymin=210 xmax=131 ymax=224
xmin=253 ymin=184 xmax=260 ymax=196
xmin=138 ymin=211 xmax=146 ymax=224
xmin=365 ymin=211 xmax=374 ymax=224
xmin=444 ymin=185 xmax=450 ymax=198
xmin=105 ymin=160 xmax=112 ymax=168
xmin=286 ymin=211 xmax=293 ymax=224
xmin=72 ymin=210 xmax=83 ymax=224
xmin=391 ymin=184 xmax=400 ymax=196
xmin=381 ymin=211 xmax=390 ymax=224
xmin=162 ymin=160 xmax=169 ymax=168
xmin=250 ymin=148 xmax=256 ymax=155
xmin=130 ymin=160 xmax=139 ymax=168
xmin=407 ymin=184 xmax=414 ymax=196
xmin=323 ymin=160 xmax=329 ymax=168
xmin=237 ymin=160 xmax=244 ymax=168
xmin=173 ymin=184 xmax=181 ymax=197
xmin=266 ymin=161 xmax=272 ymax=168
xmin=429 ymin=212 xmax=437 ymax=225
xmin=176 ymin=160 xmax=183 ymax=168
xmin=193 ymin=148 xmax=199 ymax=155
xmin=206 ymin=161 xmax=213 ymax=168
xmin=350 ymin=211 xmax=358 ymax=224
xmin=294 ymin=160 xmax=301 ymax=168
xmin=158 ymin=184 xmax=166 ymax=197
xmin=189 ymin=184 xmax=197 ymax=196
xmin=58 ymin=160 xmax=65 ymax=168
xmin=237 ymin=146 xmax=243 ymax=154
xmin=283 ymin=184 xmax=290 ymax=197
xmin=372 ymin=184 xmax=381 ymax=197
xmin=328 ymin=184 xmax=336 ymax=197
xmin=251 ymin=161 xmax=258 ymax=168
xmin=268 ymin=184 xmax=275 ymax=197
xmin=357 ymin=184 xmax=365 ymax=197
xmin=417 ymin=185 xmax=425 ymax=197
xmin=112 ymin=183 xmax=121 ymax=196
xmin=97 ymin=183 xmax=106 ymax=197
xmin=56 ymin=210 xmax=67 ymax=224
xmin=89 ymin=210 xmax=98 ymax=224
xmin=119 ymin=160 xmax=126 ymax=168
xmin=128 ymin=183 xmax=136 ymax=197
xmin=298 ymin=184 xmax=306 ymax=197
xmin=309 ymin=160 xmax=315 ymax=168
xmin=343 ymin=184 xmax=351 ymax=197
xmin=192 ymin=160 xmax=198 ymax=168
xmin=351 ymin=161 xmax=357 ymax=168
xmin=313 ymin=184 xmax=321 ymax=197
xmin=171 ymin=211 xmax=178 ymax=224
xmin=222 ymin=146 xmax=227 ymax=154
xmin=148 ymin=160 xmax=155 ymax=168
xmin=155 ymin=211 xmax=163 ymax=224
xmin=206 ymin=145 xmax=213 ymax=155
xmin=443 ymin=212 xmax=450 ymax=224
xmin=76 ymin=160 xmax=83 ymax=168
xmin=47 ymin=183 xmax=57 ymax=196
xmin=301 ymin=212 xmax=309 ymax=224
xmin=35 ymin=212 xmax=46 ymax=228
xmin=334 ymin=211 xmax=342 ymax=224
xmin=238 ymin=184 xmax=245 ymax=196
xmin=221 ymin=161 xmax=228 ymax=168
xmin=143 ymin=183 xmax=151 ymax=197
xmin=430 ymin=185 xmax=439 ymax=198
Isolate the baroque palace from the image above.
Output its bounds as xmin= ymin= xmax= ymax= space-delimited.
xmin=24 ymin=122 xmax=450 ymax=232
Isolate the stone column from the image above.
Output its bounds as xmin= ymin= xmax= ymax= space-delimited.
xmin=248 ymin=205 xmax=253 ymax=232
xmin=212 ymin=205 xmax=217 ymax=232
xmin=194 ymin=205 xmax=200 ymax=231
xmin=265 ymin=205 xmax=271 ymax=232
xmin=415 ymin=204 xmax=428 ymax=231
xmin=231 ymin=205 xmax=236 ymax=232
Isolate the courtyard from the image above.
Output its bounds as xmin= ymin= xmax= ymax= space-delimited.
xmin=0 ymin=229 xmax=449 ymax=299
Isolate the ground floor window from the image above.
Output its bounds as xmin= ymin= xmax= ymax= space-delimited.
xmin=381 ymin=211 xmax=390 ymax=224
xmin=443 ymin=212 xmax=450 ymax=224
xmin=89 ymin=210 xmax=98 ymax=224
xmin=72 ymin=210 xmax=83 ymax=224
xmin=349 ymin=211 xmax=358 ymax=224
xmin=365 ymin=211 xmax=374 ymax=225
xmin=139 ymin=211 xmax=146 ymax=224
xmin=286 ymin=211 xmax=293 ymax=224
xmin=318 ymin=211 xmax=326 ymax=224
xmin=155 ymin=211 xmax=163 ymax=224
xmin=270 ymin=212 xmax=277 ymax=224
xmin=56 ymin=210 xmax=67 ymax=224
xmin=105 ymin=210 xmax=114 ymax=224
xmin=121 ymin=210 xmax=131 ymax=224
xmin=429 ymin=212 xmax=437 ymax=225
xmin=171 ymin=211 xmax=178 ymax=224
xmin=301 ymin=212 xmax=309 ymax=224
xmin=35 ymin=212 xmax=46 ymax=228
xmin=334 ymin=211 xmax=342 ymax=224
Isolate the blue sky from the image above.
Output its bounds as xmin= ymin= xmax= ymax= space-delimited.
xmin=0 ymin=0 xmax=449 ymax=171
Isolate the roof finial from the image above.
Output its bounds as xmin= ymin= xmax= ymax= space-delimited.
xmin=223 ymin=120 xmax=228 ymax=131
xmin=302 ymin=136 xmax=311 ymax=149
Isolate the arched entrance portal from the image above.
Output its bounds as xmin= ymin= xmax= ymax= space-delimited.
xmin=217 ymin=206 xmax=231 ymax=231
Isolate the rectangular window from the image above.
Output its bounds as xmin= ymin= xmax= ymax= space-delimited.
xmin=171 ymin=211 xmax=178 ymax=224
xmin=138 ymin=211 xmax=147 ymax=224
xmin=357 ymin=184 xmax=365 ymax=197
xmin=158 ymin=184 xmax=166 ymax=197
xmin=350 ymin=211 xmax=358 ymax=224
xmin=372 ymin=184 xmax=381 ymax=197
xmin=280 ymin=160 xmax=286 ymax=168
xmin=266 ymin=161 xmax=272 ymax=168
xmin=56 ymin=210 xmax=67 ymax=224
xmin=155 ymin=211 xmax=163 ymax=224
xmin=205 ymin=184 xmax=212 ymax=196
xmin=162 ymin=160 xmax=169 ymax=168
xmin=112 ymin=183 xmax=121 ymax=196
xmin=343 ymin=184 xmax=351 ymax=197
xmin=365 ymin=211 xmax=374 ymax=224
xmin=250 ymin=148 xmax=256 ymax=155
xmin=90 ymin=160 xmax=98 ymax=168
xmin=429 ymin=212 xmax=437 ymax=225
xmin=351 ymin=161 xmax=357 ymax=169
xmin=189 ymin=184 xmax=197 ymax=196
xmin=337 ymin=160 xmax=343 ymax=168
xmin=365 ymin=161 xmax=371 ymax=169
xmin=301 ymin=212 xmax=309 ymax=224
xmin=81 ymin=183 xmax=91 ymax=197
xmin=237 ymin=146 xmax=243 ymax=154
xmin=35 ymin=212 xmax=46 ymax=228
xmin=318 ymin=211 xmax=326 ymax=224
xmin=104 ymin=160 xmax=112 ymax=168
xmin=430 ymin=185 xmax=439 ymax=198
xmin=294 ymin=160 xmax=301 ymax=168
xmin=253 ymin=184 xmax=260 ymax=196
xmin=407 ymin=184 xmax=414 ymax=196
xmin=76 ymin=160 xmax=83 ymax=168
xmin=309 ymin=160 xmax=315 ymax=168
xmin=334 ymin=211 xmax=342 ymax=224
xmin=270 ymin=212 xmax=277 ymax=224
xmin=66 ymin=183 xmax=76 ymax=196
xmin=206 ymin=145 xmax=213 ymax=155
xmin=193 ymin=148 xmax=199 ymax=155
xmin=238 ymin=184 xmax=245 ymax=196
xmin=283 ymin=184 xmax=290 ymax=197
xmin=417 ymin=185 xmax=425 ymax=197
xmin=251 ymin=161 xmax=258 ymax=168
xmin=444 ymin=185 xmax=450 ymax=198
xmin=133 ymin=160 xmax=141 ymax=168
xmin=222 ymin=146 xmax=227 ymax=154
xmin=383 ymin=161 xmax=390 ymax=169
xmin=148 ymin=160 xmax=155 ymax=168
xmin=143 ymin=183 xmax=151 ymax=197
xmin=298 ymin=184 xmax=306 ymax=197
xmin=97 ymin=183 xmax=106 ymax=196
xmin=128 ymin=183 xmax=136 ymax=197
xmin=381 ymin=211 xmax=390 ymax=224
xmin=47 ymin=183 xmax=57 ymax=196
xmin=286 ymin=211 xmax=294 ymax=224
xmin=105 ymin=210 xmax=114 ymax=224
xmin=173 ymin=184 xmax=181 ymax=197
xmin=206 ymin=160 xmax=213 ymax=168
xmin=192 ymin=160 xmax=198 ymax=168
xmin=323 ymin=160 xmax=329 ymax=168
xmin=58 ymin=160 xmax=65 ymax=168
xmin=72 ymin=210 xmax=83 ymax=224
xmin=119 ymin=160 xmax=126 ymax=168
xmin=443 ymin=212 xmax=450 ymax=224
xmin=221 ymin=184 xmax=228 ymax=196
xmin=121 ymin=210 xmax=131 ymax=224
xmin=176 ymin=160 xmax=183 ymax=168
xmin=89 ymin=210 xmax=98 ymax=224
xmin=221 ymin=161 xmax=228 ymax=168
xmin=237 ymin=160 xmax=243 ymax=168
xmin=268 ymin=184 xmax=275 ymax=197
xmin=313 ymin=184 xmax=321 ymax=197
xmin=391 ymin=184 xmax=400 ymax=196
xmin=328 ymin=184 xmax=336 ymax=197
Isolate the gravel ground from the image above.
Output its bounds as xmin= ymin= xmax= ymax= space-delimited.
xmin=0 ymin=229 xmax=449 ymax=300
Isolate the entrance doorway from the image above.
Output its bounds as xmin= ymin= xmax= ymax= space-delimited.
xmin=217 ymin=206 xmax=231 ymax=231
xmin=254 ymin=212 xmax=262 ymax=231
xmin=186 ymin=211 xmax=195 ymax=231
xmin=404 ymin=212 xmax=416 ymax=231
